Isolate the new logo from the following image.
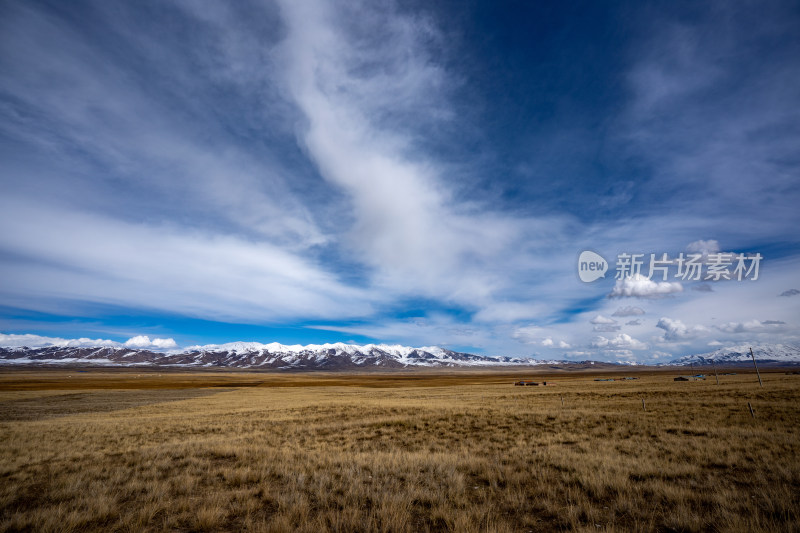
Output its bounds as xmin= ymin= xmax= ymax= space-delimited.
xmin=578 ymin=251 xmax=608 ymax=282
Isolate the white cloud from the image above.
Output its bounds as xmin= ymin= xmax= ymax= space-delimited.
xmin=565 ymin=350 xmax=592 ymax=358
xmin=714 ymin=319 xmax=788 ymax=334
xmin=0 ymin=333 xmax=176 ymax=351
xmin=123 ymin=336 xmax=178 ymax=350
xmin=278 ymin=0 xmax=458 ymax=293
xmin=609 ymin=274 xmax=683 ymax=299
xmin=686 ymin=239 xmax=720 ymax=255
xmin=612 ymin=306 xmax=645 ymax=317
xmin=0 ymin=333 xmax=118 ymax=349
xmin=510 ymin=327 xmax=570 ymax=351
xmin=656 ymin=317 xmax=709 ymax=341
xmin=473 ymin=302 xmax=549 ymax=323
xmin=604 ymin=349 xmax=635 ymax=359
xmin=511 ymin=325 xmax=541 ymax=345
xmin=591 ymin=333 xmax=647 ymax=350
xmin=591 ymin=314 xmax=620 ymax=332
xmin=593 ymin=325 xmax=621 ymax=332
xmin=533 ymin=336 xmax=569 ymax=349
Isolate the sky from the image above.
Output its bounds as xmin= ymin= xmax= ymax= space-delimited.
xmin=0 ymin=0 xmax=799 ymax=362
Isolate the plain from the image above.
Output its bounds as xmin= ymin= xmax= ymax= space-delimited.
xmin=0 ymin=369 xmax=798 ymax=532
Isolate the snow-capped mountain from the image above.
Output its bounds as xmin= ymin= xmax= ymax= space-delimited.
xmin=668 ymin=343 xmax=800 ymax=366
xmin=0 ymin=341 xmax=553 ymax=369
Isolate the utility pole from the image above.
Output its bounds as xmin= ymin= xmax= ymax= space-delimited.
xmin=750 ymin=347 xmax=763 ymax=388
xmin=712 ymin=359 xmax=720 ymax=385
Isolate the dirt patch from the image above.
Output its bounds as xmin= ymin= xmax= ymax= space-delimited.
xmin=0 ymin=388 xmax=231 ymax=421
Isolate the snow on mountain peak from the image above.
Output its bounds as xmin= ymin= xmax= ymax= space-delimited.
xmin=0 ymin=335 xmax=555 ymax=369
xmin=670 ymin=343 xmax=800 ymax=365
xmin=180 ymin=341 xmax=453 ymax=358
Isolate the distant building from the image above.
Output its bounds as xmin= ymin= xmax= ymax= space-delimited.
xmin=514 ymin=380 xmax=539 ymax=386
xmin=674 ymin=376 xmax=689 ymax=381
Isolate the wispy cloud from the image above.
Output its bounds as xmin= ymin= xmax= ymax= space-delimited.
xmin=621 ymin=1 xmax=800 ymax=235
xmin=0 ymin=198 xmax=373 ymax=322
xmin=0 ymin=2 xmax=324 ymax=249
xmin=275 ymin=0 xmax=577 ymax=307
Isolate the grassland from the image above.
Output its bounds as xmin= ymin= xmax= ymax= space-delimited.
xmin=0 ymin=369 xmax=798 ymax=532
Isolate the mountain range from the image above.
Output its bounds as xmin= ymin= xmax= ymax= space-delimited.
xmin=667 ymin=343 xmax=800 ymax=366
xmin=1 ymin=340 xmax=798 ymax=370
xmin=0 ymin=342 xmax=557 ymax=370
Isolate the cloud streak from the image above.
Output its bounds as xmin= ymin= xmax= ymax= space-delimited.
xmin=0 ymin=197 xmax=373 ymax=322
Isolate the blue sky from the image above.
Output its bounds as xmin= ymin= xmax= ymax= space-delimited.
xmin=1 ymin=0 xmax=798 ymax=362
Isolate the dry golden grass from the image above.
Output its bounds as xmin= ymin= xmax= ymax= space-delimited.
xmin=0 ymin=369 xmax=798 ymax=532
